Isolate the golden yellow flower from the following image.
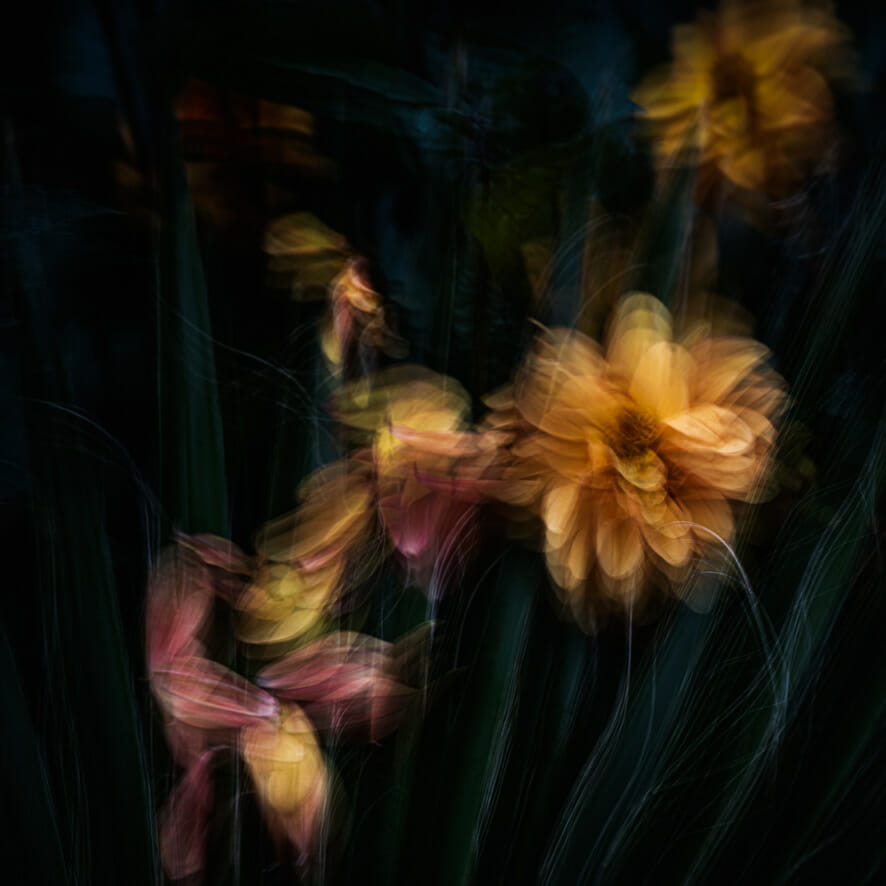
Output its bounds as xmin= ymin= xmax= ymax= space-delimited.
xmin=237 ymin=462 xmax=378 ymax=649
xmin=632 ymin=0 xmax=849 ymax=197
xmin=499 ymin=293 xmax=785 ymax=626
xmin=241 ymin=706 xmax=329 ymax=863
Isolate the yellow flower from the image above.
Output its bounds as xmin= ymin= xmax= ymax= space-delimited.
xmin=237 ymin=462 xmax=378 ymax=650
xmin=241 ymin=707 xmax=329 ymax=864
xmin=499 ymin=293 xmax=785 ymax=626
xmin=632 ymin=0 xmax=849 ymax=197
xmin=263 ymin=212 xmax=351 ymax=298
xmin=335 ymin=366 xmax=503 ymax=585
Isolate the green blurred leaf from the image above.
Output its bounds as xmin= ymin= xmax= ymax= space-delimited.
xmin=439 ymin=548 xmax=538 ymax=886
xmin=157 ymin=161 xmax=228 ymax=534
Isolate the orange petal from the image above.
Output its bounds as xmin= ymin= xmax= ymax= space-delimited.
xmin=629 ymin=340 xmax=692 ymax=420
xmin=684 ymin=493 xmax=735 ymax=544
xmin=596 ymin=517 xmax=644 ymax=581
xmin=543 ymin=482 xmax=581 ymax=536
xmin=641 ymin=520 xmax=693 ymax=568
xmin=613 ymin=451 xmax=667 ymax=492
xmin=691 ymin=337 xmax=770 ymax=404
xmin=662 ymin=404 xmax=754 ymax=456
xmin=605 ymin=293 xmax=673 ymax=379
xmin=566 ymin=521 xmax=595 ymax=583
xmin=237 ymin=605 xmax=329 ymax=647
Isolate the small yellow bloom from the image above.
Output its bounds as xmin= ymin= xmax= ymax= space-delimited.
xmin=633 ymin=0 xmax=849 ymax=198
xmin=237 ymin=462 xmax=377 ymax=650
xmin=241 ymin=707 xmax=329 ymax=863
xmin=263 ymin=212 xmax=351 ymax=298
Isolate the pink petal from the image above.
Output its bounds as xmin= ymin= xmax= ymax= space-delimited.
xmin=146 ymin=549 xmax=213 ymax=670
xmin=302 ymin=680 xmax=415 ymax=741
xmin=152 ymin=656 xmax=279 ymax=729
xmin=380 ymin=491 xmax=473 ymax=568
xmin=257 ymin=633 xmax=416 ymax=741
xmin=175 ymin=533 xmax=250 ymax=573
xmin=162 ymin=719 xmax=209 ymax=769
xmin=379 ymin=492 xmax=440 ymax=559
xmin=159 ymin=749 xmax=215 ymax=881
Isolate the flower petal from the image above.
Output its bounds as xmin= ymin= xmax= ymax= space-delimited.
xmin=241 ymin=708 xmax=330 ymax=863
xmin=159 ymin=750 xmax=215 ymax=881
xmin=662 ymin=404 xmax=754 ymax=456
xmin=629 ymin=340 xmax=692 ymax=420
xmin=543 ymin=482 xmax=581 ymax=536
xmin=151 ymin=657 xmax=279 ymax=729
xmin=596 ymin=516 xmax=644 ymax=581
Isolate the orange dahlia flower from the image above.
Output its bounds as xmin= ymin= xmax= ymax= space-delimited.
xmin=499 ymin=293 xmax=785 ymax=625
xmin=632 ymin=0 xmax=849 ymax=198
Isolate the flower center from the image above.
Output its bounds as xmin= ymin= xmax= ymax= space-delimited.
xmin=606 ymin=407 xmax=660 ymax=459
xmin=711 ymin=52 xmax=757 ymax=108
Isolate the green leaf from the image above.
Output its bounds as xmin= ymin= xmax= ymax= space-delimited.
xmin=439 ymin=548 xmax=539 ymax=886
xmin=157 ymin=160 xmax=228 ymax=534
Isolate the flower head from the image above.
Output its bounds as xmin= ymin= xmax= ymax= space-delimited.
xmin=148 ymin=537 xmax=424 ymax=879
xmin=497 ymin=293 xmax=785 ymax=626
xmin=335 ymin=366 xmax=502 ymax=586
xmin=237 ymin=462 xmax=379 ymax=651
xmin=633 ymin=0 xmax=850 ymax=198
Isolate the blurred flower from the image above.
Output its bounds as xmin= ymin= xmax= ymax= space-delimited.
xmin=263 ymin=215 xmax=403 ymax=377
xmin=146 ymin=544 xmax=279 ymax=881
xmin=148 ymin=541 xmax=421 ymax=878
xmin=494 ymin=293 xmax=786 ymax=626
xmin=146 ymin=545 xmax=277 ymax=765
xmin=632 ymin=0 xmax=850 ymax=198
xmin=335 ymin=366 xmax=504 ymax=587
xmin=116 ymin=81 xmax=334 ymax=231
xmin=241 ymin=707 xmax=330 ymax=866
xmin=257 ymin=629 xmax=426 ymax=742
xmin=158 ymin=749 xmax=215 ymax=881
xmin=320 ymin=257 xmax=406 ymax=378
xmin=175 ymin=80 xmax=334 ymax=229
xmin=263 ymin=212 xmax=351 ymax=298
xmin=241 ymin=628 xmax=427 ymax=866
xmin=237 ymin=462 xmax=379 ymax=650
